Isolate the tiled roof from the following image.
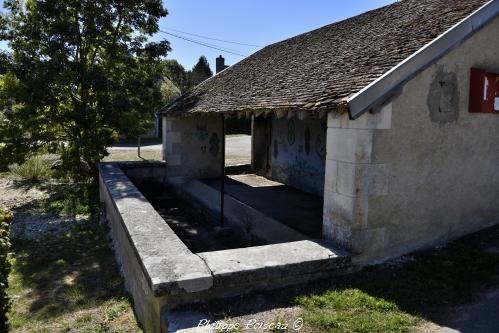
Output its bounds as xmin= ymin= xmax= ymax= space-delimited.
xmin=163 ymin=0 xmax=489 ymax=116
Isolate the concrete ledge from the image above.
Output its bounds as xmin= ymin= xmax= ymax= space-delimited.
xmin=199 ymin=241 xmax=349 ymax=289
xmin=99 ymin=163 xmax=350 ymax=332
xmin=99 ymin=163 xmax=213 ymax=297
xmin=107 ymin=160 xmax=168 ymax=188
xmin=174 ymin=178 xmax=308 ymax=244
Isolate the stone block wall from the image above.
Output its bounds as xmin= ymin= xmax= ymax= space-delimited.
xmin=323 ymin=103 xmax=391 ymax=262
xmin=324 ymin=15 xmax=499 ymax=265
xmin=162 ymin=115 xmax=223 ymax=179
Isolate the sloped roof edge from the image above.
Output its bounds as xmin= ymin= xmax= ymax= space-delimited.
xmin=347 ymin=0 xmax=499 ymax=119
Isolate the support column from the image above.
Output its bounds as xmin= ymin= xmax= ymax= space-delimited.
xmin=251 ymin=115 xmax=271 ymax=176
xmin=220 ymin=115 xmax=226 ymax=227
xmin=322 ymin=104 xmax=391 ymax=257
xmin=162 ymin=115 xmax=223 ymax=179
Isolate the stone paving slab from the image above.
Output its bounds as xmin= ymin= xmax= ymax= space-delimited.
xmin=199 ymin=240 xmax=348 ymax=278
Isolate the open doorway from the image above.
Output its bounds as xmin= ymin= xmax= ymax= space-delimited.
xmin=224 ymin=117 xmax=252 ymax=167
xmin=212 ymin=114 xmax=326 ymax=240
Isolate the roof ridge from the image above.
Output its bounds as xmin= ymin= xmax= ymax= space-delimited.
xmin=162 ymin=0 xmax=490 ymax=116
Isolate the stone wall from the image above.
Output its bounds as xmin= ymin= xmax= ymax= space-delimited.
xmin=322 ymin=104 xmax=391 ymax=263
xmin=171 ymin=178 xmax=308 ymax=244
xmin=99 ymin=162 xmax=350 ymax=332
xmin=268 ymin=117 xmax=327 ymax=196
xmin=162 ymin=115 xmax=223 ymax=179
xmin=366 ymin=15 xmax=499 ymax=264
xmin=324 ymin=15 xmax=499 ymax=264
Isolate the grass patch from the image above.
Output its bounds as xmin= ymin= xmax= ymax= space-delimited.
xmin=295 ymin=228 xmax=499 ymax=332
xmin=9 ymin=155 xmax=53 ymax=183
xmin=297 ymin=289 xmax=419 ymax=333
xmin=103 ymin=149 xmax=162 ymax=162
xmin=7 ymin=181 xmax=141 ymax=332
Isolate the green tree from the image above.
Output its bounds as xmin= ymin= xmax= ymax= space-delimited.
xmin=190 ymin=55 xmax=212 ymax=86
xmin=0 ymin=0 xmax=170 ymax=178
xmin=159 ymin=77 xmax=181 ymax=107
xmin=162 ymin=59 xmax=191 ymax=93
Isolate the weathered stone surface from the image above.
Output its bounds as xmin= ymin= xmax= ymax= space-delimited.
xmin=99 ymin=163 xmax=213 ymax=297
xmin=324 ymin=159 xmax=338 ymax=194
xmin=198 ymin=241 xmax=348 ymax=280
xmin=427 ymin=66 xmax=459 ymax=124
xmin=326 ymin=128 xmax=374 ymax=164
xmin=99 ymin=162 xmax=351 ymax=332
xmin=162 ymin=116 xmax=223 ymax=179
xmin=336 ymin=162 xmax=389 ymax=198
xmin=176 ymin=178 xmax=309 ymax=244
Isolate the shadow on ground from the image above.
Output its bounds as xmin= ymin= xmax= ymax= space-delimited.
xmin=8 ymin=176 xmax=499 ymax=332
xmin=186 ymin=224 xmax=499 ymax=332
xmin=7 ymin=181 xmax=140 ymax=332
xmin=11 ymin=221 xmax=125 ymax=319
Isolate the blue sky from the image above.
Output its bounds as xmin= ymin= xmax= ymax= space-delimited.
xmin=158 ymin=0 xmax=396 ymax=71
xmin=0 ymin=0 xmax=397 ymax=71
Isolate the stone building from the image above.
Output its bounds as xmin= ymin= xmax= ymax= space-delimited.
xmin=161 ymin=0 xmax=499 ymax=264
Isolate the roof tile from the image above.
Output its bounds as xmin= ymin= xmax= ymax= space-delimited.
xmin=163 ymin=0 xmax=489 ymax=116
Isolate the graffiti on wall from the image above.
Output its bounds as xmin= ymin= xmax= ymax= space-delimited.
xmin=188 ymin=122 xmax=220 ymax=158
xmin=269 ymin=118 xmax=327 ymax=195
xmin=316 ymin=121 xmax=327 ymax=161
xmin=271 ymin=155 xmax=323 ymax=196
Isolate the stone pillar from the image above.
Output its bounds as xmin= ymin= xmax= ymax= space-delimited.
xmin=323 ymin=103 xmax=391 ymax=258
xmin=251 ymin=116 xmax=270 ymax=176
xmin=162 ymin=115 xmax=223 ymax=179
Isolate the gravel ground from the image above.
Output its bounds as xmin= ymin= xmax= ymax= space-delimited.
xmin=1 ymin=174 xmax=141 ymax=332
xmin=0 ymin=175 xmax=84 ymax=241
xmin=0 ymin=175 xmax=48 ymax=211
xmin=9 ymin=212 xmax=86 ymax=241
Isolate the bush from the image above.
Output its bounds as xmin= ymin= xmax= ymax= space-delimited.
xmin=8 ymin=155 xmax=52 ymax=182
xmin=0 ymin=207 xmax=13 ymax=332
